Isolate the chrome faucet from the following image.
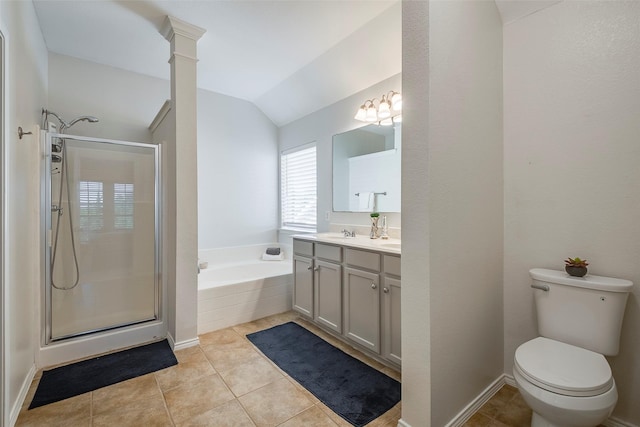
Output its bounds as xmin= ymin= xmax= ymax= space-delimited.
xmin=341 ymin=229 xmax=356 ymax=238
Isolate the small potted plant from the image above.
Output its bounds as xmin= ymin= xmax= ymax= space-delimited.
xmin=565 ymin=257 xmax=589 ymax=277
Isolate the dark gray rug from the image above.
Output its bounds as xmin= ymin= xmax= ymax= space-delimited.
xmin=247 ymin=322 xmax=401 ymax=427
xmin=30 ymin=339 xmax=177 ymax=409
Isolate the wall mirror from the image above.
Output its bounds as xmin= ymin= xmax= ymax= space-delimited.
xmin=332 ymin=124 xmax=401 ymax=212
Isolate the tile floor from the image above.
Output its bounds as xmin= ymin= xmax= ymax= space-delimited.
xmin=16 ymin=311 xmax=401 ymax=427
xmin=16 ymin=311 xmax=574 ymax=427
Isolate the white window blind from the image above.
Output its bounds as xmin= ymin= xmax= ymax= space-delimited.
xmin=79 ymin=180 xmax=104 ymax=231
xmin=281 ymin=144 xmax=317 ymax=230
xmin=114 ymin=183 xmax=134 ymax=230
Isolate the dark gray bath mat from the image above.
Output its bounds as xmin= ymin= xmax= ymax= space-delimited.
xmin=247 ymin=322 xmax=401 ymax=427
xmin=30 ymin=339 xmax=177 ymax=409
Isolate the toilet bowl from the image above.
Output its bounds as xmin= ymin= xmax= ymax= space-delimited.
xmin=514 ymin=337 xmax=617 ymax=427
xmin=515 ymin=269 xmax=633 ymax=427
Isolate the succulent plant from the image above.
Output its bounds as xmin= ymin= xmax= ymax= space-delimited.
xmin=370 ymin=212 xmax=380 ymax=218
xmin=565 ymin=257 xmax=589 ymax=268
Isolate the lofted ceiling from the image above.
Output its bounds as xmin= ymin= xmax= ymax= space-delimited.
xmin=32 ymin=0 xmax=561 ymax=127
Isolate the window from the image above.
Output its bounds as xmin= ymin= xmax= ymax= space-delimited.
xmin=280 ymin=144 xmax=317 ymax=230
xmin=79 ymin=181 xmax=104 ymax=231
xmin=114 ymin=183 xmax=134 ymax=230
xmin=78 ymin=180 xmax=134 ymax=232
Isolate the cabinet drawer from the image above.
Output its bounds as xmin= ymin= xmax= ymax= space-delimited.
xmin=316 ymin=243 xmax=342 ymax=262
xmin=345 ymin=248 xmax=380 ymax=272
xmin=384 ymin=255 xmax=401 ymax=277
xmin=293 ymin=239 xmax=313 ymax=257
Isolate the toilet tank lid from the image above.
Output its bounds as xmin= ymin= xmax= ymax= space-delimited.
xmin=530 ymin=268 xmax=633 ymax=292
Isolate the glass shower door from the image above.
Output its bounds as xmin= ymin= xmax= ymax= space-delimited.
xmin=45 ymin=133 xmax=160 ymax=341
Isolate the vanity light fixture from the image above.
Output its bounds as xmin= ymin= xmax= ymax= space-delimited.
xmin=354 ymin=90 xmax=402 ymax=126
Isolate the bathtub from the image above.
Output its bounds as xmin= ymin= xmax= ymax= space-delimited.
xmin=197 ymin=244 xmax=293 ymax=334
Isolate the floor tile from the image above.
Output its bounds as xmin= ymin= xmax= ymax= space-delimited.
xmin=155 ymin=347 xmax=215 ymax=391
xmin=202 ymin=339 xmax=263 ymax=372
xmin=462 ymin=412 xmax=493 ymax=427
xmin=238 ymin=377 xmax=314 ymax=426
xmin=176 ymin=399 xmax=255 ymax=427
xmin=92 ymin=395 xmax=172 ymax=427
xmin=164 ymin=373 xmax=235 ymax=424
xmin=219 ymin=354 xmax=285 ymax=397
xmin=199 ymin=327 xmax=244 ymax=347
xmin=92 ymin=373 xmax=162 ymax=415
xmin=316 ymin=401 xmax=354 ymax=427
xmin=278 ymin=405 xmax=339 ymax=427
xmin=15 ymin=393 xmax=91 ymax=427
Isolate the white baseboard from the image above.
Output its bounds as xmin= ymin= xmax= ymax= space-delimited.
xmin=445 ymin=374 xmax=508 ymax=427
xmin=10 ymin=363 xmax=36 ymax=426
xmin=167 ymin=333 xmax=199 ymax=351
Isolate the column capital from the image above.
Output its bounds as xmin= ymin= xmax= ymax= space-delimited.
xmin=160 ymin=15 xmax=206 ymax=42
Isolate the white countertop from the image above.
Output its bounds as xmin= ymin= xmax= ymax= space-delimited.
xmin=292 ymin=233 xmax=401 ymax=255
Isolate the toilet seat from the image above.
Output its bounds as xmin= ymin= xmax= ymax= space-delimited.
xmin=515 ymin=337 xmax=613 ymax=397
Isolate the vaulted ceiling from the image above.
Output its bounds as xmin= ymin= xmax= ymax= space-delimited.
xmin=32 ymin=0 xmax=560 ymax=126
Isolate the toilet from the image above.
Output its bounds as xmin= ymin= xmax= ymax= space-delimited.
xmin=514 ymin=268 xmax=633 ymax=427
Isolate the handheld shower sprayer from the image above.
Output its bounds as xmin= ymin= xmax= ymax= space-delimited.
xmin=41 ymin=108 xmax=99 ymax=291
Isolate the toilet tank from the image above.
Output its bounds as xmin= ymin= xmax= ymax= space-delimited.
xmin=530 ymin=268 xmax=633 ymax=356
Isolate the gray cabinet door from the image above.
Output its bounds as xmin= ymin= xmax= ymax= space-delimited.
xmin=382 ymin=277 xmax=402 ymax=365
xmin=314 ymin=260 xmax=342 ymax=333
xmin=344 ymin=267 xmax=380 ymax=353
xmin=293 ymin=255 xmax=313 ymax=318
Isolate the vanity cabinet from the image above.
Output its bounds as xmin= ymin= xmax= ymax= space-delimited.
xmin=314 ymin=244 xmax=342 ymax=333
xmin=382 ymin=255 xmax=402 ymax=365
xmin=293 ymin=240 xmax=314 ymax=317
xmin=344 ymin=248 xmax=382 ymax=353
xmin=292 ymin=236 xmax=401 ymax=368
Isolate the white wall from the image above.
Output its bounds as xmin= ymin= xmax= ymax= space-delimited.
xmin=503 ymin=2 xmax=640 ymax=424
xmin=48 ymin=53 xmax=169 ymax=143
xmin=278 ymin=73 xmax=402 ymax=242
xmin=402 ymin=1 xmax=504 ymax=425
xmin=197 ymin=90 xmax=279 ymax=249
xmin=0 ymin=1 xmax=48 ymax=425
xmin=48 ymin=53 xmax=279 ymax=252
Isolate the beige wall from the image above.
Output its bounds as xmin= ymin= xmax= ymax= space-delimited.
xmin=503 ymin=1 xmax=640 ymax=424
xmin=402 ymin=1 xmax=504 ymax=425
xmin=0 ymin=1 xmax=48 ymax=424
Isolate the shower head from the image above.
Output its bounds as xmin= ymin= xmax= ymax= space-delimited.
xmin=66 ymin=116 xmax=99 ymax=129
xmin=42 ymin=109 xmax=99 ymax=132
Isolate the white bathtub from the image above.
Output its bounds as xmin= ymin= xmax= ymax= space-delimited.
xmin=197 ymin=244 xmax=293 ymax=334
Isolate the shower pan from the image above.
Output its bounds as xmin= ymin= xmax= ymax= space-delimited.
xmin=40 ymin=117 xmax=162 ymax=354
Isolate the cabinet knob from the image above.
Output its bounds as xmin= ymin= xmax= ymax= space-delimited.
xmin=314 ymin=267 xmax=320 ymax=271
xmin=307 ymin=265 xmax=313 ymax=270
xmin=383 ymin=287 xmax=389 ymax=293
xmin=371 ymin=283 xmax=377 ymax=289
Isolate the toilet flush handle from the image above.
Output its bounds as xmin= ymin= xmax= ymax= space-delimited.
xmin=531 ymin=283 xmax=549 ymax=292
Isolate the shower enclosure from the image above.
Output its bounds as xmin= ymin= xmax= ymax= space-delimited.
xmin=41 ymin=129 xmax=161 ymax=344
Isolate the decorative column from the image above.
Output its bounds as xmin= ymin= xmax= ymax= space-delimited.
xmin=160 ymin=16 xmax=205 ymax=348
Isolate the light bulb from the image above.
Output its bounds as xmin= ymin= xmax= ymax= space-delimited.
xmin=354 ymin=105 xmax=367 ymax=121
xmin=378 ymin=98 xmax=391 ymax=119
xmin=391 ymin=92 xmax=402 ymax=110
xmin=365 ymin=105 xmax=378 ymax=122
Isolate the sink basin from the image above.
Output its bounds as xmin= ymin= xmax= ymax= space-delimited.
xmin=380 ymin=243 xmax=401 ymax=250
